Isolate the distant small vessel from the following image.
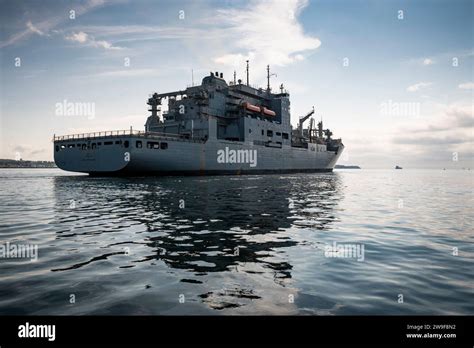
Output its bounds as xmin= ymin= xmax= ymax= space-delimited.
xmin=395 ymin=165 xmax=402 ymax=169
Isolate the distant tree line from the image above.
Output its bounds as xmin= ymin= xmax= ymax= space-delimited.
xmin=0 ymin=159 xmax=56 ymax=168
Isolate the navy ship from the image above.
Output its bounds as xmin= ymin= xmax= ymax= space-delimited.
xmin=54 ymin=63 xmax=344 ymax=175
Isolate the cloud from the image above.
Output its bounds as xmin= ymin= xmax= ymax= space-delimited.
xmin=95 ymin=68 xmax=162 ymax=77
xmin=458 ymin=82 xmax=474 ymax=90
xmin=407 ymin=82 xmax=432 ymax=92
xmin=422 ymin=58 xmax=434 ymax=65
xmin=401 ymin=104 xmax=473 ymax=133
xmin=0 ymin=0 xmax=107 ymax=48
xmin=26 ymin=21 xmax=46 ymax=36
xmin=404 ymin=50 xmax=474 ymax=67
xmin=391 ymin=132 xmax=473 ymax=168
xmin=7 ymin=145 xmax=47 ymax=160
xmin=67 ymin=1 xmax=321 ymax=68
xmin=67 ymin=31 xmax=88 ymax=43
xmin=66 ymin=31 xmax=122 ymax=50
xmin=391 ymin=103 xmax=473 ymax=165
xmin=60 ymin=1 xmax=319 ymax=76
xmin=66 ymin=25 xmax=207 ymax=40
xmin=214 ymin=52 xmax=255 ymax=67
xmin=393 ymin=135 xmax=467 ymax=145
xmin=30 ymin=149 xmax=46 ymax=156
xmin=446 ymin=106 xmax=474 ymax=128
xmin=13 ymin=145 xmax=29 ymax=153
xmin=212 ymin=0 xmax=321 ymax=68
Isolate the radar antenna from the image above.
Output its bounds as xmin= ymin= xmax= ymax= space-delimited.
xmin=266 ymin=65 xmax=277 ymax=91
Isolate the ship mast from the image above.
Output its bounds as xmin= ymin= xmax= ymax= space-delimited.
xmin=266 ymin=65 xmax=276 ymax=92
xmin=246 ymin=60 xmax=249 ymax=86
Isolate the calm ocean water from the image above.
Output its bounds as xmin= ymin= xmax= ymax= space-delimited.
xmin=0 ymin=168 xmax=472 ymax=315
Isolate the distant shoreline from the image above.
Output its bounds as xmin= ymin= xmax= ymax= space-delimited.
xmin=0 ymin=167 xmax=57 ymax=169
xmin=0 ymin=159 xmax=56 ymax=168
xmin=335 ymin=165 xmax=361 ymax=169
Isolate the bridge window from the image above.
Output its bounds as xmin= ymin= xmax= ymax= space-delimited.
xmin=276 ymin=132 xmax=281 ymax=136
xmin=92 ymin=143 xmax=96 ymax=149
xmin=160 ymin=142 xmax=168 ymax=149
xmin=115 ymin=140 xmax=122 ymax=145
xmin=97 ymin=142 xmax=102 ymax=146
xmin=261 ymin=129 xmax=264 ymax=135
xmin=267 ymin=130 xmax=273 ymax=137
xmin=282 ymin=133 xmax=289 ymax=139
xmin=55 ymin=145 xmax=59 ymax=152
xmin=136 ymin=141 xmax=142 ymax=148
xmin=147 ymin=141 xmax=160 ymax=149
xmin=124 ymin=140 xmax=129 ymax=148
xmin=104 ymin=141 xmax=113 ymax=145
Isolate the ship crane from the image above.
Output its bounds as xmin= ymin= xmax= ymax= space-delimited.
xmin=308 ymin=118 xmax=315 ymax=142
xmin=298 ymin=106 xmax=315 ymax=137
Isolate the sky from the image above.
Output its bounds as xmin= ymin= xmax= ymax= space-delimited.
xmin=0 ymin=0 xmax=473 ymax=168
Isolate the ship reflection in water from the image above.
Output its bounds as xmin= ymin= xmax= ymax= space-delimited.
xmin=48 ymin=173 xmax=342 ymax=314
xmin=1 ymin=169 xmax=472 ymax=315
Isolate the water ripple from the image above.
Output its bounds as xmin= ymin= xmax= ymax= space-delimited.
xmin=0 ymin=168 xmax=472 ymax=315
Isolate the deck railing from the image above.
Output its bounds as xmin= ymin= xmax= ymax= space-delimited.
xmin=53 ymin=129 xmax=204 ymax=143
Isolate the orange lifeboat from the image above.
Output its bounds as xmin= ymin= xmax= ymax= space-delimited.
xmin=262 ymin=107 xmax=276 ymax=117
xmin=243 ymin=102 xmax=276 ymax=117
xmin=243 ymin=102 xmax=261 ymax=113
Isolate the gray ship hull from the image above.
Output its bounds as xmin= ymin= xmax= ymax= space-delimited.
xmin=54 ymin=134 xmax=343 ymax=176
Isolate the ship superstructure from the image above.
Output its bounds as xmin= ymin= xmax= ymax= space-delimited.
xmin=54 ymin=64 xmax=344 ymax=175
